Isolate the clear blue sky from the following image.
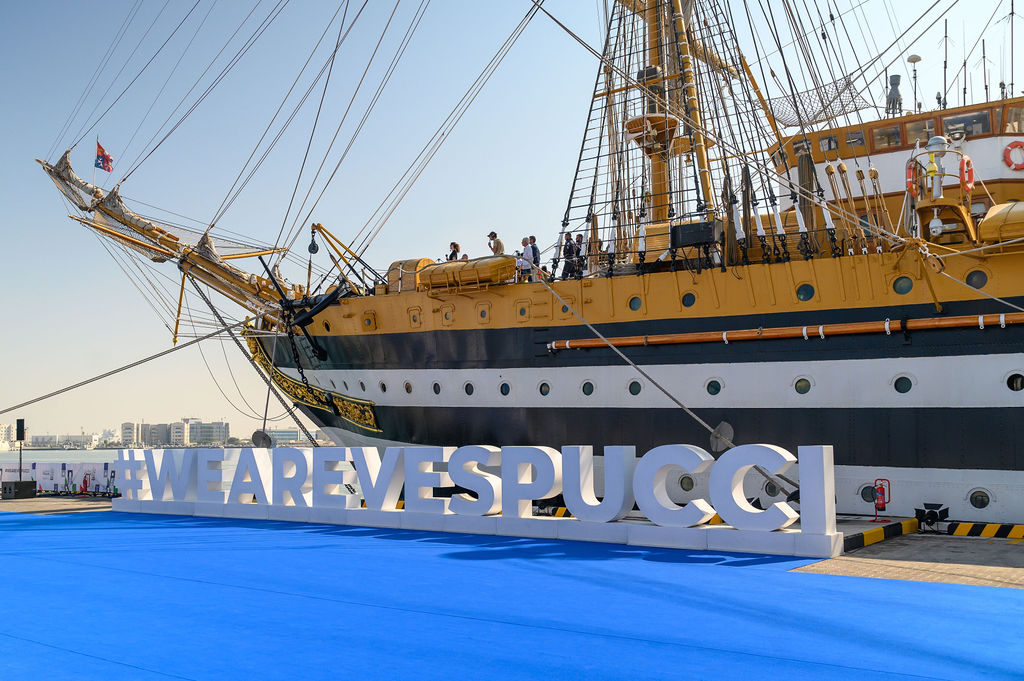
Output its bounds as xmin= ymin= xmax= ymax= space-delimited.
xmin=0 ymin=0 xmax=1012 ymax=437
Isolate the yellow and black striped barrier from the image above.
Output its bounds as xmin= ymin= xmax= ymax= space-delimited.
xmin=843 ymin=518 xmax=919 ymax=552
xmin=946 ymin=522 xmax=1024 ymax=539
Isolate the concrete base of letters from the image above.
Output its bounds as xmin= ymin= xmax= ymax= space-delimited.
xmin=114 ymin=501 xmax=843 ymax=558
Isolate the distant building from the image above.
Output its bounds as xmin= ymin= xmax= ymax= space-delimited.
xmin=120 ymin=422 xmax=138 ymax=446
xmin=265 ymin=428 xmax=299 ymax=445
xmin=170 ymin=422 xmax=188 ymax=447
xmin=194 ymin=421 xmax=229 ymax=444
xmin=57 ymin=433 xmax=98 ymax=449
xmin=118 ymin=419 xmax=231 ymax=447
xmin=30 ymin=435 xmax=58 ymax=448
xmin=0 ymin=424 xmax=13 ymax=442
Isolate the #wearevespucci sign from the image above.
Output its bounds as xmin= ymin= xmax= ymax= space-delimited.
xmin=112 ymin=444 xmax=842 ymax=557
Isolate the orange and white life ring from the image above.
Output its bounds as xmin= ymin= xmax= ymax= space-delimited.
xmin=1004 ymin=141 xmax=1024 ymax=170
xmin=905 ymin=162 xmax=918 ymax=197
xmin=959 ymin=155 xmax=975 ymax=192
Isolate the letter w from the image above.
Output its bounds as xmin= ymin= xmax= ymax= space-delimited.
xmin=145 ymin=451 xmax=195 ymax=501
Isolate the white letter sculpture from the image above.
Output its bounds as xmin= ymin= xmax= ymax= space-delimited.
xmin=562 ymin=446 xmax=636 ymax=523
xmin=633 ymin=444 xmax=716 ymax=527
xmin=501 ymin=446 xmax=562 ymax=518
xmin=709 ymin=444 xmax=798 ymax=531
xmin=449 ymin=445 xmax=502 ymax=516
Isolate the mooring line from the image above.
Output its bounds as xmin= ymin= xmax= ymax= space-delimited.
xmin=0 ymin=319 xmax=248 ymax=417
xmin=538 ymin=277 xmax=797 ymax=492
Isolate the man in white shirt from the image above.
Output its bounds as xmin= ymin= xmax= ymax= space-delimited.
xmin=517 ymin=237 xmax=534 ymax=281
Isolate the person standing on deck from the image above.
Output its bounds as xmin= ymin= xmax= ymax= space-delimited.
xmin=561 ymin=233 xmax=577 ymax=279
xmin=488 ymin=231 xmax=505 ymax=255
xmin=529 ymin=235 xmax=541 ymax=271
xmin=448 ymin=242 xmax=460 ymax=261
xmin=518 ymin=237 xmax=534 ymax=281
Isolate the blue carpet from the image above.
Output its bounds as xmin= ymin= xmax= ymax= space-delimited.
xmin=0 ymin=510 xmax=1020 ymax=680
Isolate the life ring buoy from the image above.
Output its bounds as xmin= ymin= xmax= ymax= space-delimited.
xmin=1004 ymin=141 xmax=1024 ymax=170
xmin=906 ymin=162 xmax=918 ymax=197
xmin=960 ymin=155 xmax=975 ymax=192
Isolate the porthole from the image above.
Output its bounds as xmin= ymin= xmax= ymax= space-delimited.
xmin=682 ymin=292 xmax=696 ymax=307
xmin=764 ymin=481 xmax=780 ymax=498
xmin=479 ymin=309 xmax=487 ymax=319
xmin=966 ymin=270 xmax=988 ymax=289
xmin=796 ymin=283 xmax=815 ymax=301
xmin=581 ymin=381 xmax=594 ymax=396
xmin=1008 ymin=373 xmax=1024 ymax=391
xmin=860 ymin=485 xmax=875 ymax=503
xmin=561 ymin=304 xmax=569 ymax=314
xmin=893 ymin=276 xmax=913 ymax=295
xmin=464 ymin=383 xmax=474 ymax=396
xmin=628 ymin=380 xmax=642 ymax=395
xmin=499 ymin=382 xmax=511 ymax=396
xmin=894 ymin=376 xmax=913 ymax=393
xmin=706 ymin=379 xmax=721 ymax=395
xmin=628 ymin=296 xmax=642 ymax=311
xmin=404 ymin=382 xmax=412 ymax=394
xmin=379 ymin=382 xmax=387 ymax=393
xmin=539 ymin=382 xmax=550 ymax=396
xmin=364 ymin=318 xmax=372 ymax=326
xmin=323 ymin=320 xmax=331 ymax=332
xmin=411 ymin=314 xmax=419 ymax=324
xmin=359 ymin=381 xmax=366 ymax=392
xmin=969 ymin=489 xmax=991 ymax=509
xmin=444 ymin=311 xmax=452 ymax=321
xmin=678 ymin=475 xmax=695 ymax=492
xmin=794 ymin=378 xmax=811 ymax=394
xmin=432 ymin=382 xmax=441 ymax=395
xmin=519 ymin=307 xmax=527 ymax=317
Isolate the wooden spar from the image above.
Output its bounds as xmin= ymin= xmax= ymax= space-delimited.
xmin=172 ymin=271 xmax=187 ymax=346
xmin=670 ymin=0 xmax=715 ymax=218
xmin=547 ymin=312 xmax=1024 ymax=350
xmin=70 ymin=216 xmax=175 ymax=257
xmin=740 ymin=55 xmax=782 ymax=147
xmin=220 ymin=248 xmax=289 ymax=260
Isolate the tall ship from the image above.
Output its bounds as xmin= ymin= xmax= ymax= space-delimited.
xmin=41 ymin=1 xmax=1024 ymax=522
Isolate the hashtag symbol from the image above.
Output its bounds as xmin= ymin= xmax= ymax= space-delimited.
xmin=113 ymin=449 xmax=146 ymax=500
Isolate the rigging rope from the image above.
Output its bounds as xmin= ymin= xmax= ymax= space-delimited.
xmin=71 ymin=0 xmax=201 ymax=150
xmin=0 ymin=320 xmax=250 ymax=418
xmin=276 ymin=0 xmax=428 ymax=261
xmin=350 ymin=2 xmax=541 ymax=259
xmin=209 ymin=0 xmax=357 ymax=227
xmin=47 ymin=0 xmax=142 ymax=160
xmin=121 ymin=0 xmax=291 ymax=183
xmin=537 ymin=276 xmax=797 ymax=492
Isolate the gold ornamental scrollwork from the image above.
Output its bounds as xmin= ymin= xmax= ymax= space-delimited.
xmin=244 ymin=333 xmax=382 ymax=433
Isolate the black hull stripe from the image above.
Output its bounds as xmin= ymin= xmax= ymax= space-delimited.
xmin=267 ymin=296 xmax=1024 ymax=371
xmin=299 ymin=403 xmax=1024 ymax=472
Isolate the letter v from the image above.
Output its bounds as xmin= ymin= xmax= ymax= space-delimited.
xmin=350 ymin=447 xmax=404 ymax=510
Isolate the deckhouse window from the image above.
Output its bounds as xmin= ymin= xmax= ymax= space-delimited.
xmin=871 ymin=125 xmax=901 ymax=150
xmin=943 ymin=111 xmax=990 ymax=138
xmin=818 ymin=135 xmax=837 ymax=153
xmin=845 ymin=131 xmax=865 ymax=147
xmin=905 ymin=119 xmax=935 ymax=144
xmin=1005 ymin=106 xmax=1024 ymax=133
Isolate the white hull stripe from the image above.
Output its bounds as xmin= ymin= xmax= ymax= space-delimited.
xmin=282 ymin=353 xmax=1024 ymax=409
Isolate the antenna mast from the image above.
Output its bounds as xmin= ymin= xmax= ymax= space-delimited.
xmin=983 ymin=40 xmax=989 ymax=102
xmin=942 ymin=20 xmax=948 ymax=109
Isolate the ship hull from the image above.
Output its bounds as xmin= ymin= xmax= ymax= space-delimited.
xmin=261 ymin=293 xmax=1024 ymax=524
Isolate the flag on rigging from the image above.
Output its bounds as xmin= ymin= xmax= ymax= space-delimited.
xmin=94 ymin=141 xmax=113 ymax=172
